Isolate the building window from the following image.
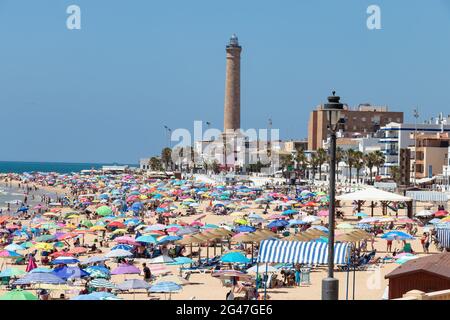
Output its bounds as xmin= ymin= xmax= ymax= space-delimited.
xmin=362 ymin=117 xmax=366 ymax=122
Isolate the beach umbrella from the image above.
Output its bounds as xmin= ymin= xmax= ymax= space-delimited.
xmin=0 ymin=250 xmax=22 ymax=258
xmin=71 ymin=292 xmax=121 ymax=300
xmin=144 ymin=224 xmax=166 ymax=232
xmin=415 ymin=210 xmax=433 ymax=217
xmin=354 ymin=212 xmax=368 ymax=218
xmin=221 ymin=251 xmax=250 ymax=264
xmin=89 ymin=278 xmax=117 ymax=289
xmin=267 ymin=220 xmax=289 ymax=229
xmin=81 ymin=220 xmax=93 ymax=228
xmin=105 ymin=249 xmax=133 ymax=258
xmin=435 ymin=210 xmax=449 ymax=217
xmin=149 ymin=255 xmax=175 ymax=264
xmin=111 ymin=244 xmax=133 ymax=251
xmin=116 ymin=279 xmax=151 ymax=291
xmin=80 ymin=256 xmax=109 ymax=265
xmin=381 ymin=231 xmax=414 ymax=240
xmin=4 ymin=243 xmax=25 ymax=252
xmin=51 ymin=256 xmax=80 ymax=265
xmin=14 ymin=272 xmax=66 ymax=285
xmin=0 ymin=268 xmax=26 ymax=278
xmin=115 ymin=236 xmax=139 ymax=245
xmin=149 ymin=281 xmax=182 ymax=299
xmin=111 ymin=264 xmax=140 ymax=275
xmin=246 ymin=264 xmax=277 ymax=274
xmin=0 ymin=289 xmax=38 ymax=301
xmin=52 ymin=266 xmax=89 ymax=280
xmin=211 ymin=270 xmax=253 ymax=281
xmin=288 ymin=219 xmax=306 ymax=226
xmin=85 ymin=266 xmax=111 ymax=279
xmin=336 ymin=223 xmax=354 ymax=230
xmin=35 ymin=234 xmax=56 ymax=242
xmin=302 ymin=216 xmax=320 ymax=223
xmin=29 ymin=267 xmax=53 ymax=273
xmin=235 ymin=225 xmax=256 ymax=233
xmin=96 ymin=206 xmax=113 ymax=216
xmin=158 ymin=275 xmax=191 ymax=285
xmin=157 ymin=236 xmax=182 ymax=245
xmin=135 ymin=235 xmax=157 ymax=244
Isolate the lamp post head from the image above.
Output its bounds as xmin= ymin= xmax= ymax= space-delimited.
xmin=324 ymin=91 xmax=345 ymax=130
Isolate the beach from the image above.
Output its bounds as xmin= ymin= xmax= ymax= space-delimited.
xmin=0 ymin=172 xmax=447 ymax=301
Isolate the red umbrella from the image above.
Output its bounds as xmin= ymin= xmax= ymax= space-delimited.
xmin=108 ymin=221 xmax=125 ymax=228
xmin=434 ymin=210 xmax=449 ymax=217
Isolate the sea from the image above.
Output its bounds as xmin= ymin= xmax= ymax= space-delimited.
xmin=0 ymin=161 xmax=137 ymax=174
xmin=0 ymin=161 xmax=136 ymax=212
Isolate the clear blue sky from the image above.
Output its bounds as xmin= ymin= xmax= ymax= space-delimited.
xmin=1 ymin=0 xmax=450 ymax=163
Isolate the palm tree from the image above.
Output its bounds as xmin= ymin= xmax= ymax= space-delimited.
xmin=294 ymin=147 xmax=308 ymax=179
xmin=309 ymin=153 xmax=320 ymax=181
xmin=364 ymin=152 xmax=377 ymax=183
xmin=148 ymin=157 xmax=163 ymax=171
xmin=336 ymin=147 xmax=344 ymax=180
xmin=390 ymin=166 xmax=401 ymax=184
xmin=280 ymin=154 xmax=294 ymax=179
xmin=353 ymin=151 xmax=364 ymax=183
xmin=373 ymin=150 xmax=385 ymax=177
xmin=211 ymin=160 xmax=220 ymax=174
xmin=161 ymin=147 xmax=172 ymax=170
xmin=316 ymin=148 xmax=328 ymax=181
xmin=344 ymin=149 xmax=357 ymax=183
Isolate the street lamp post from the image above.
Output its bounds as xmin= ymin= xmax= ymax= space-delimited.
xmin=413 ymin=108 xmax=419 ymax=186
xmin=322 ymin=91 xmax=344 ymax=300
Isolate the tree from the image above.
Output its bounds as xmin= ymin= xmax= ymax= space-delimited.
xmin=336 ymin=147 xmax=344 ymax=180
xmin=294 ymin=147 xmax=308 ymax=179
xmin=316 ymin=148 xmax=328 ymax=181
xmin=390 ymin=166 xmax=401 ymax=184
xmin=161 ymin=147 xmax=172 ymax=170
xmin=148 ymin=157 xmax=163 ymax=171
xmin=211 ymin=160 xmax=220 ymax=174
xmin=309 ymin=153 xmax=320 ymax=181
xmin=373 ymin=150 xmax=385 ymax=177
xmin=344 ymin=149 xmax=357 ymax=183
xmin=279 ymin=154 xmax=294 ymax=179
xmin=353 ymin=151 xmax=364 ymax=183
xmin=364 ymin=152 xmax=377 ymax=183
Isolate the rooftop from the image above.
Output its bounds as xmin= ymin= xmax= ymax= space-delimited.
xmin=385 ymin=253 xmax=450 ymax=280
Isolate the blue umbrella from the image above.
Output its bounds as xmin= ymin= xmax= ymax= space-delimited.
xmin=381 ymin=231 xmax=415 ymax=240
xmin=235 ymin=225 xmax=256 ymax=233
xmin=157 ymin=236 xmax=182 ymax=245
xmin=176 ymin=227 xmax=198 ymax=236
xmin=135 ymin=235 xmax=157 ymax=244
xmin=267 ymin=220 xmax=289 ymax=228
xmin=282 ymin=209 xmax=298 ymax=216
xmin=310 ymin=226 xmax=329 ymax=232
xmin=111 ymin=244 xmax=133 ymax=251
xmin=220 ymin=251 xmax=251 ymax=264
xmin=85 ymin=266 xmax=111 ymax=277
xmin=14 ymin=272 xmax=66 ymax=285
xmin=131 ymin=202 xmax=143 ymax=212
xmin=29 ymin=267 xmax=53 ymax=273
xmin=288 ymin=219 xmax=307 ymax=226
xmin=149 ymin=281 xmax=182 ymax=293
xmin=52 ymin=266 xmax=89 ymax=280
xmin=354 ymin=212 xmax=368 ymax=217
xmin=71 ymin=292 xmax=121 ymax=300
xmin=51 ymin=257 xmax=80 ymax=265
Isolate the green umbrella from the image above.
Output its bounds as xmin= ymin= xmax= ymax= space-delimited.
xmin=96 ymin=206 xmax=113 ymax=216
xmin=0 ymin=289 xmax=38 ymax=300
xmin=35 ymin=235 xmax=56 ymax=242
xmin=81 ymin=220 xmax=93 ymax=228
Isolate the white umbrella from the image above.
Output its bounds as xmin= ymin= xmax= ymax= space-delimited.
xmin=105 ymin=249 xmax=133 ymax=258
xmin=148 ymin=255 xmax=175 ymax=264
xmin=246 ymin=264 xmax=277 ymax=274
xmin=302 ymin=216 xmax=320 ymax=223
xmin=415 ymin=210 xmax=434 ymax=217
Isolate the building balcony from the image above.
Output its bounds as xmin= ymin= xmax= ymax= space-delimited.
xmin=379 ymin=138 xmax=399 ymax=143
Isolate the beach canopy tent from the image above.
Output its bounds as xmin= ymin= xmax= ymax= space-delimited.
xmin=336 ymin=188 xmax=412 ymax=217
xmin=336 ymin=188 xmax=411 ymax=202
xmin=257 ymin=240 xmax=351 ymax=264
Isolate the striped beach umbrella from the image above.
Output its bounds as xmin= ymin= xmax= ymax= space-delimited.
xmin=14 ymin=272 xmax=66 ymax=285
xmin=89 ymin=278 xmax=117 ymax=289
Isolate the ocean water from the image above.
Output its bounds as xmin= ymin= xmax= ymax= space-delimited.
xmin=0 ymin=161 xmax=136 ymax=174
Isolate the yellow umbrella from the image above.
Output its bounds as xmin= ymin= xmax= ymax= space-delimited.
xmin=234 ymin=218 xmax=248 ymax=225
xmin=90 ymin=226 xmax=106 ymax=231
xmin=34 ymin=243 xmax=54 ymax=250
xmin=67 ymin=214 xmax=79 ymax=219
xmin=65 ymin=224 xmax=77 ymax=230
xmin=139 ymin=195 xmax=148 ymax=200
xmin=112 ymin=229 xmax=127 ymax=234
